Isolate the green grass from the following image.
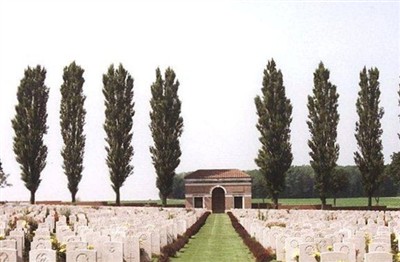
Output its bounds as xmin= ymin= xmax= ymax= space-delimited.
xmin=107 ymin=197 xmax=400 ymax=208
xmin=252 ymin=197 xmax=400 ymax=208
xmin=107 ymin=199 xmax=185 ymax=205
xmin=171 ymin=214 xmax=254 ymax=262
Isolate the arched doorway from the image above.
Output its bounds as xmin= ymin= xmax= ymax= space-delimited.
xmin=212 ymin=187 xmax=225 ymax=213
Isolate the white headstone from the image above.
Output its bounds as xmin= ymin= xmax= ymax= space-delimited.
xmin=66 ymin=250 xmax=96 ymax=262
xmin=0 ymin=249 xmax=17 ymax=262
xmin=102 ymin=242 xmax=123 ymax=262
xmin=364 ymin=252 xmax=392 ymax=262
xmin=29 ymin=249 xmax=56 ymax=262
xmin=123 ymin=237 xmax=140 ymax=262
xmin=320 ymin=251 xmax=348 ymax=262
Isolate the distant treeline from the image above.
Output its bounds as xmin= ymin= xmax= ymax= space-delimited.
xmin=171 ymin=166 xmax=399 ymax=199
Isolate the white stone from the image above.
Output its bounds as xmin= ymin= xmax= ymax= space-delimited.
xmin=123 ymin=237 xmax=140 ymax=262
xmin=364 ymin=252 xmax=392 ymax=262
xmin=298 ymin=243 xmax=317 ymax=262
xmin=66 ymin=250 xmax=96 ymax=262
xmin=6 ymin=235 xmax=23 ymax=262
xmin=151 ymin=230 xmax=160 ymax=255
xmin=333 ymin=242 xmax=356 ymax=262
xmin=66 ymin=242 xmax=87 ymax=252
xmin=0 ymin=248 xmax=18 ymax=262
xmin=320 ymin=251 xmax=348 ymax=262
xmin=368 ymin=242 xmax=391 ymax=252
xmin=102 ymin=241 xmax=123 ymax=262
xmin=29 ymin=249 xmax=56 ymax=262
xmin=275 ymin=234 xmax=286 ymax=262
xmin=139 ymin=232 xmax=152 ymax=261
xmin=30 ymin=240 xmax=52 ymax=250
xmin=284 ymin=237 xmax=301 ymax=262
xmin=0 ymin=240 xmax=17 ymax=250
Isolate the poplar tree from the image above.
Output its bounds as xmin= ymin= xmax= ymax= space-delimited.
xmin=307 ymin=62 xmax=340 ymax=208
xmin=60 ymin=62 xmax=86 ymax=203
xmin=103 ymin=64 xmax=135 ymax=206
xmin=354 ymin=67 xmax=384 ymax=208
xmin=255 ymin=59 xmax=293 ymax=208
xmin=12 ymin=65 xmax=49 ymax=204
xmin=0 ymin=159 xmax=11 ymax=188
xmin=389 ymin=83 xmax=400 ymax=185
xmin=150 ymin=67 xmax=183 ymax=206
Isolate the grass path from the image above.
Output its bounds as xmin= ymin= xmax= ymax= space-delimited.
xmin=171 ymin=214 xmax=254 ymax=262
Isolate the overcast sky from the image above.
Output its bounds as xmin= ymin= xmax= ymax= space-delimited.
xmin=0 ymin=0 xmax=399 ymax=202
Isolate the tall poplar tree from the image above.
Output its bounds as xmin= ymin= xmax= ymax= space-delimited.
xmin=307 ymin=62 xmax=340 ymax=208
xmin=12 ymin=65 xmax=49 ymax=204
xmin=60 ymin=62 xmax=86 ymax=203
xmin=103 ymin=64 xmax=135 ymax=206
xmin=0 ymin=158 xmax=11 ymax=188
xmin=389 ymin=83 xmax=400 ymax=185
xmin=255 ymin=59 xmax=293 ymax=208
xmin=150 ymin=67 xmax=183 ymax=206
xmin=354 ymin=67 xmax=384 ymax=208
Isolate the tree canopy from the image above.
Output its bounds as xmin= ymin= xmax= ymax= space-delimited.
xmin=307 ymin=62 xmax=340 ymax=207
xmin=11 ymin=65 xmax=49 ymax=204
xmin=150 ymin=67 xmax=183 ymax=206
xmin=255 ymin=59 xmax=293 ymax=207
xmin=354 ymin=67 xmax=385 ymax=208
xmin=103 ymin=64 xmax=135 ymax=206
xmin=60 ymin=61 xmax=86 ymax=203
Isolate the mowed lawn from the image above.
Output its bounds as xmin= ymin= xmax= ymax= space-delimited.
xmin=252 ymin=197 xmax=400 ymax=208
xmin=115 ymin=197 xmax=400 ymax=208
xmin=171 ymin=214 xmax=254 ymax=262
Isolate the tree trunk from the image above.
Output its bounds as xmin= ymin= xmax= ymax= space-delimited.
xmin=368 ymin=195 xmax=372 ymax=209
xmin=321 ymin=197 xmax=326 ymax=210
xmin=162 ymin=196 xmax=167 ymax=207
xmin=71 ymin=192 xmax=76 ymax=203
xmin=30 ymin=190 xmax=35 ymax=204
xmin=333 ymin=197 xmax=337 ymax=207
xmin=272 ymin=194 xmax=279 ymax=209
xmin=116 ymin=188 xmax=120 ymax=206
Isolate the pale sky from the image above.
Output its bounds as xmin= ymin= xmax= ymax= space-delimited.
xmin=0 ymin=0 xmax=399 ymax=202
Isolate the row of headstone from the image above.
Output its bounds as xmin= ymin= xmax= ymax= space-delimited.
xmin=232 ymin=209 xmax=399 ymax=262
xmin=0 ymin=204 xmax=206 ymax=262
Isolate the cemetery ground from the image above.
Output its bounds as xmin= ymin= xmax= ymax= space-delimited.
xmin=170 ymin=214 xmax=254 ymax=262
xmin=111 ymin=197 xmax=400 ymax=209
xmin=252 ymin=197 xmax=400 ymax=208
xmin=0 ymin=203 xmax=400 ymax=262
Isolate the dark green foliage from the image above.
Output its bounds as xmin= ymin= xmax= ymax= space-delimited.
xmin=354 ymin=67 xmax=385 ymax=208
xmin=247 ymin=170 xmax=269 ymax=201
xmin=249 ymin=166 xmax=398 ymax=199
xmin=60 ymin=62 xmax=86 ymax=203
xmin=103 ymin=64 xmax=135 ymax=206
xmin=284 ymin=166 xmax=315 ymax=198
xmin=0 ymin=159 xmax=11 ymax=188
xmin=307 ymin=62 xmax=340 ymax=207
xmin=389 ymin=152 xmax=400 ymax=186
xmin=255 ymin=59 xmax=293 ymax=208
xmin=150 ymin=68 xmax=183 ymax=206
xmin=389 ymin=83 xmax=400 ymax=185
xmin=331 ymin=168 xmax=349 ymax=206
xmin=170 ymin=173 xmax=186 ymax=199
xmin=11 ymin=65 xmax=49 ymax=204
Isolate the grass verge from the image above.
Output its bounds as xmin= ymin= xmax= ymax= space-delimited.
xmin=170 ymin=214 xmax=254 ymax=262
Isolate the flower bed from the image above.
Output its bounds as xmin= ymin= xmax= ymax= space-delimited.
xmin=227 ymin=212 xmax=275 ymax=262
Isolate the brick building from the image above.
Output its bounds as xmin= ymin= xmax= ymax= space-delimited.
xmin=184 ymin=169 xmax=252 ymax=213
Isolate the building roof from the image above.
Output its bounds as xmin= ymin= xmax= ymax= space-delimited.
xmin=184 ymin=169 xmax=250 ymax=180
